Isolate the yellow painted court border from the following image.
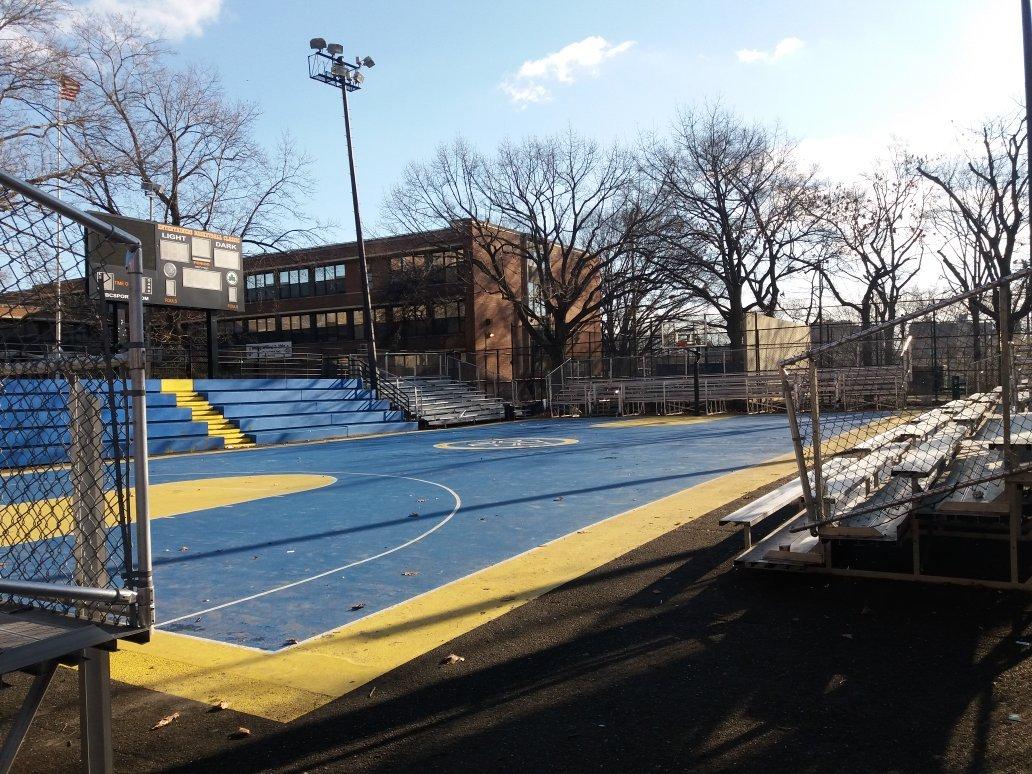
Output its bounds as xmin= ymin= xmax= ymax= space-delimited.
xmin=591 ymin=414 xmax=722 ymax=429
xmin=112 ymin=444 xmax=798 ymax=722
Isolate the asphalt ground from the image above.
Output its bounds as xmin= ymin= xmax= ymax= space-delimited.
xmin=4 ymin=475 xmax=1031 ymax=773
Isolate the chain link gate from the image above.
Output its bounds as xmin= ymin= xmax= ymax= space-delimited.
xmin=0 ymin=170 xmax=153 ymax=773
xmin=773 ymin=269 xmax=1032 ymax=588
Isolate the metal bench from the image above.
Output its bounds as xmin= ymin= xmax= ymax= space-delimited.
xmin=720 ymin=479 xmax=804 ymax=548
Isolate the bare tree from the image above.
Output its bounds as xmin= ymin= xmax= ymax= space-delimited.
xmin=63 ymin=15 xmax=323 ymax=252
xmin=44 ymin=13 xmax=328 ymax=351
xmin=385 ymin=131 xmax=666 ymax=368
xmin=0 ymin=0 xmax=111 ymax=187
xmin=929 ymin=203 xmax=995 ymax=360
xmin=646 ymin=103 xmax=823 ymax=370
xmin=918 ymin=111 xmax=1029 ymax=334
xmin=598 ymin=244 xmax=698 ymax=358
xmin=815 ymin=147 xmax=927 ymax=363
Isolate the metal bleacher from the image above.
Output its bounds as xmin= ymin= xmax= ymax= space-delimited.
xmin=728 ymin=269 xmax=1032 ymax=591
xmin=549 ymin=365 xmax=906 ymax=417
xmin=386 ymin=376 xmax=506 ymax=428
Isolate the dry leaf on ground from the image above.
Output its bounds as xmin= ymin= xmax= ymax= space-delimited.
xmin=150 ymin=712 xmax=179 ymax=730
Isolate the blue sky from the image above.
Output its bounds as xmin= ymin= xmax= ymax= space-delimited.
xmin=95 ymin=0 xmax=1024 ymax=243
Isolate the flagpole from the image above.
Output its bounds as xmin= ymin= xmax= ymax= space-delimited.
xmin=54 ymin=83 xmax=62 ymax=350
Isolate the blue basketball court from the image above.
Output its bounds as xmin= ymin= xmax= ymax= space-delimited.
xmin=144 ymin=415 xmax=791 ymax=649
xmin=75 ymin=413 xmax=803 ymax=721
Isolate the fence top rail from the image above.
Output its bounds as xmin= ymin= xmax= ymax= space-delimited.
xmin=780 ymin=267 xmax=1032 ymax=367
xmin=0 ymin=169 xmax=142 ymax=248
xmin=0 ymin=352 xmax=128 ymax=377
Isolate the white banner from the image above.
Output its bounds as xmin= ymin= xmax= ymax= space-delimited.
xmin=245 ymin=341 xmax=292 ymax=359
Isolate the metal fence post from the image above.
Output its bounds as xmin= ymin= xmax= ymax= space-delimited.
xmin=693 ymin=353 xmax=701 ymax=416
xmin=126 ymin=244 xmax=154 ymax=628
xmin=807 ymin=359 xmax=825 ymax=530
xmin=1000 ymin=282 xmax=1014 ymax=472
xmin=69 ymin=380 xmax=110 ymax=611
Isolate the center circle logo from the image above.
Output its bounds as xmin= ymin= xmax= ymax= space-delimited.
xmin=435 ymin=437 xmax=579 ymax=450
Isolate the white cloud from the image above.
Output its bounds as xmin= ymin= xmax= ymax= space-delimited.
xmin=500 ymin=36 xmax=636 ymax=107
xmin=85 ymin=0 xmax=222 ymax=40
xmin=736 ymin=36 xmax=805 ymax=65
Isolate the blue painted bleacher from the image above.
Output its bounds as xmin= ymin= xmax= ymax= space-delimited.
xmin=191 ymin=377 xmax=415 ymax=446
xmin=0 ymin=376 xmax=415 ymax=467
xmin=143 ymin=381 xmax=225 ymax=454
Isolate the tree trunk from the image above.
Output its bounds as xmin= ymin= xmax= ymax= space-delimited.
xmin=859 ymin=301 xmax=873 ymax=368
xmin=969 ymin=300 xmax=982 ymax=363
xmin=727 ymin=294 xmax=746 ymax=373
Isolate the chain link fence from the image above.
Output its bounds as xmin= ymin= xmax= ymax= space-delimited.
xmin=0 ymin=172 xmax=151 ymax=629
xmin=781 ymin=271 xmax=1032 ymax=550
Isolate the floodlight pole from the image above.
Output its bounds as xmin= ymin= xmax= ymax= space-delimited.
xmin=339 ymin=84 xmax=378 ymax=392
xmin=308 ymin=45 xmax=378 ymax=391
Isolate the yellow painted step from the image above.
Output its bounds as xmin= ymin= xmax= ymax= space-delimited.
xmin=159 ymin=380 xmax=254 ymax=449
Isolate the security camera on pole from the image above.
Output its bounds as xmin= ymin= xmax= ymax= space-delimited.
xmin=307 ymin=38 xmax=378 ymax=391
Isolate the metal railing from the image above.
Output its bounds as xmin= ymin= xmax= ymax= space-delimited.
xmin=339 ymin=353 xmax=422 ymax=419
xmin=379 ymin=350 xmax=480 ymax=383
xmin=148 ymin=345 xmax=335 ymax=379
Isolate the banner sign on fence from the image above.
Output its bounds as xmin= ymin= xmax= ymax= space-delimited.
xmin=246 ymin=341 xmax=292 ymax=359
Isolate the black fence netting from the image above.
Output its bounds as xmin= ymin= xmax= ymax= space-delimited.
xmin=0 ymin=180 xmax=140 ymax=626
xmin=782 ymin=272 xmax=1032 ymax=544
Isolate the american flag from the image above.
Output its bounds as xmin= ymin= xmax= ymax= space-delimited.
xmin=57 ymin=75 xmax=80 ymax=102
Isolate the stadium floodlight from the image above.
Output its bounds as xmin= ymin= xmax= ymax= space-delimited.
xmin=141 ymin=180 xmax=164 ymax=220
xmin=309 ymin=37 xmax=326 ymax=50
xmin=306 ymin=40 xmax=379 ymax=390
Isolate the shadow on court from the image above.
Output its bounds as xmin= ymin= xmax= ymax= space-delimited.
xmin=5 ymin=480 xmax=1031 ymax=773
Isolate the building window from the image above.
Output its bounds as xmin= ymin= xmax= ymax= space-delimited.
xmin=526 ymin=260 xmax=546 ymax=320
xmin=315 ymin=310 xmax=347 ymax=328
xmin=278 ymin=268 xmax=311 ymax=299
xmin=245 ymin=272 xmax=276 ymax=303
xmin=439 ymin=250 xmax=461 ymax=283
xmin=430 ymin=299 xmax=465 ymax=335
xmin=247 ymin=316 xmax=277 ymax=333
xmin=313 ymin=263 xmax=346 ymax=295
xmin=280 ymin=314 xmax=311 ymax=331
xmin=312 ymin=310 xmax=352 ymax=341
xmin=392 ymin=304 xmax=429 ymax=336
xmin=391 ymin=250 xmax=462 ymax=284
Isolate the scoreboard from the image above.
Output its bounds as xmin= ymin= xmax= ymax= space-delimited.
xmin=86 ymin=213 xmax=243 ymax=313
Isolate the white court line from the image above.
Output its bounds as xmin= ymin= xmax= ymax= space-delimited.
xmin=153 ymin=470 xmax=461 ymax=627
